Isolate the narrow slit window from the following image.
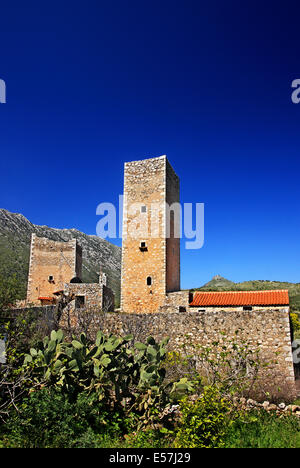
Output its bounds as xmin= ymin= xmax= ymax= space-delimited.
xmin=147 ymin=276 xmax=152 ymax=286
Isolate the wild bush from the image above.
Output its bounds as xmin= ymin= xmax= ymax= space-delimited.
xmin=0 ymin=388 xmax=125 ymax=448
xmin=174 ymin=386 xmax=231 ymax=448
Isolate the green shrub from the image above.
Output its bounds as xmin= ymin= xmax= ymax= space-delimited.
xmin=122 ymin=429 xmax=171 ymax=448
xmin=0 ymin=388 xmax=124 ymax=448
xmin=174 ymin=386 xmax=230 ymax=448
xmin=291 ymin=312 xmax=300 ymax=332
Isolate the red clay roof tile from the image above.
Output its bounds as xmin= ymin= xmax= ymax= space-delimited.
xmin=189 ymin=290 xmax=289 ymax=307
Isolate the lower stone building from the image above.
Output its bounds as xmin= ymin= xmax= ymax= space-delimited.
xmin=64 ymin=280 xmax=114 ymax=312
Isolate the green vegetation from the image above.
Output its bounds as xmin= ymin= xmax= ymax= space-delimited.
xmin=1 ymin=322 xmax=299 ymax=448
xmin=0 ymin=235 xmax=29 ymax=299
xmin=0 ymin=272 xmax=23 ymax=313
xmin=224 ymin=410 xmax=300 ymax=448
xmin=0 ymin=276 xmax=299 ymax=448
xmin=174 ymin=386 xmax=230 ymax=448
xmin=291 ymin=313 xmax=300 ymax=333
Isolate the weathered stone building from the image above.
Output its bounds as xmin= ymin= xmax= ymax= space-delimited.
xmin=65 ymin=280 xmax=114 ymax=312
xmin=24 ymin=154 xmax=297 ymax=398
xmin=26 ymin=234 xmax=114 ymax=310
xmin=121 ymin=155 xmax=180 ymax=314
xmin=118 ymin=154 xmax=297 ymax=397
xmin=27 ymin=234 xmax=82 ymax=305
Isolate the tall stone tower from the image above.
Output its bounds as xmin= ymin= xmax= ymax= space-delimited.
xmin=121 ymin=155 xmax=180 ymax=313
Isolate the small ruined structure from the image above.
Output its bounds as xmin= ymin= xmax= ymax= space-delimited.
xmin=26 ymin=234 xmax=114 ymax=310
xmin=64 ymin=282 xmax=114 ymax=312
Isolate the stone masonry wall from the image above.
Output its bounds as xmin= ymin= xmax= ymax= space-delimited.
xmin=92 ymin=308 xmax=297 ymax=400
xmin=64 ymin=283 xmax=115 ymax=311
xmin=159 ymin=290 xmax=191 ymax=313
xmin=65 ymin=283 xmax=103 ymax=308
xmin=27 ymin=234 xmax=82 ymax=304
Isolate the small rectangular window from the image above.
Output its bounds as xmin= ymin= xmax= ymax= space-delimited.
xmin=141 ymin=205 xmax=147 ymax=213
xmin=243 ymin=306 xmax=253 ymax=311
xmin=48 ymin=275 xmax=54 ymax=282
xmin=75 ymin=296 xmax=85 ymax=309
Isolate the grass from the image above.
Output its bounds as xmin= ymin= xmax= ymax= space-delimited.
xmin=2 ymin=411 xmax=299 ymax=448
xmin=87 ymin=411 xmax=300 ymax=448
xmin=224 ymin=411 xmax=300 ymax=448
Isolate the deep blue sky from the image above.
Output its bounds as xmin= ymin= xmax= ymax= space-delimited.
xmin=1 ymin=1 xmax=300 ymax=288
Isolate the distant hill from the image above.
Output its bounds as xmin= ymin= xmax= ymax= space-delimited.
xmin=201 ymin=275 xmax=236 ymax=289
xmin=0 ymin=209 xmax=121 ymax=305
xmin=193 ymin=276 xmax=300 ymax=312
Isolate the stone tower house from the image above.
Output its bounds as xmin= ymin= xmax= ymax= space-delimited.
xmin=121 ymin=155 xmax=180 ymax=313
xmin=27 ymin=234 xmax=82 ymax=304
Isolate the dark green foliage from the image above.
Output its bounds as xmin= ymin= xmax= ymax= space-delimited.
xmin=0 ymin=273 xmax=23 ymax=313
xmin=0 ymin=235 xmax=29 ymax=300
xmin=1 ymin=388 xmax=124 ymax=448
xmin=1 ymin=329 xmax=193 ymax=448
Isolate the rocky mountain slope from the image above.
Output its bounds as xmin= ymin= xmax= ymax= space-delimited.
xmin=0 ymin=209 xmax=121 ymax=305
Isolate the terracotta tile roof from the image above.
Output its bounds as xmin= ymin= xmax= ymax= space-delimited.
xmin=38 ymin=296 xmax=55 ymax=302
xmin=189 ymin=290 xmax=289 ymax=307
